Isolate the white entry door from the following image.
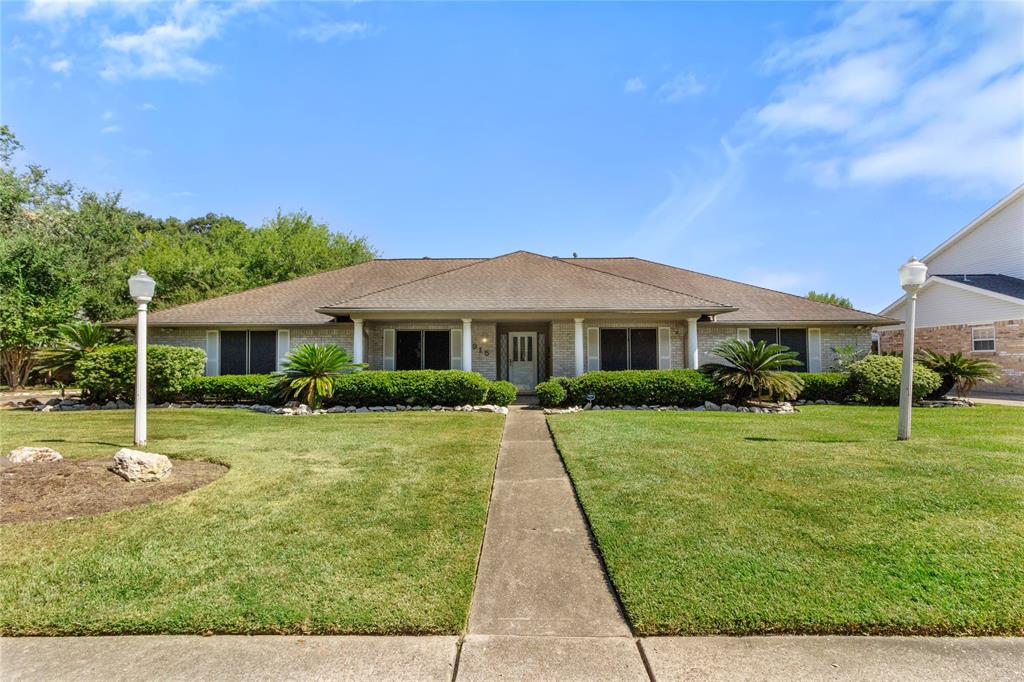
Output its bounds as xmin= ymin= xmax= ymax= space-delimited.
xmin=509 ymin=332 xmax=538 ymax=391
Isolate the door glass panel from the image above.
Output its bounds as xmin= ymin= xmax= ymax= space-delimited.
xmin=526 ymin=336 xmax=533 ymax=362
xmin=396 ymin=331 xmax=422 ymax=370
xmin=750 ymin=329 xmax=777 ymax=347
xmin=423 ymin=331 xmax=451 ymax=370
xmin=779 ymin=329 xmax=808 ymax=370
xmin=600 ymin=329 xmax=629 ymax=371
xmin=249 ymin=331 xmax=278 ymax=374
xmin=629 ymin=329 xmax=658 ymax=370
xmin=220 ymin=331 xmax=247 ymax=375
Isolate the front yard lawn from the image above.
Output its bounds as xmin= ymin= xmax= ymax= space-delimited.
xmin=0 ymin=409 xmax=503 ymax=635
xmin=548 ymin=405 xmax=1024 ymax=636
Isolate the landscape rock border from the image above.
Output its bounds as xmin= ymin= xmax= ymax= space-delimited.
xmin=544 ymin=401 xmax=798 ymax=414
xmin=10 ymin=396 xmax=509 ymax=416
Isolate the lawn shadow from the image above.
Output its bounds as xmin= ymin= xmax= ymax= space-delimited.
xmin=36 ymin=439 xmax=125 ymax=448
xmin=745 ymin=436 xmax=866 ymax=444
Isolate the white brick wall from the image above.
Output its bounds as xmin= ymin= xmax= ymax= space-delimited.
xmin=698 ymin=324 xmax=871 ymax=370
xmin=363 ymin=320 xmax=498 ymax=379
xmin=150 ymin=328 xmax=207 ymax=351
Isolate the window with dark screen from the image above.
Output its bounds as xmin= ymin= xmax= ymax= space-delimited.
xmin=220 ymin=331 xmax=248 ymax=375
xmin=248 ymin=331 xmax=278 ymax=374
xmin=423 ymin=331 xmax=451 ymax=370
xmin=396 ymin=331 xmax=422 ymax=370
xmin=599 ymin=329 xmax=629 ymax=371
xmin=749 ymin=329 xmax=808 ymax=370
xmin=629 ymin=329 xmax=658 ymax=370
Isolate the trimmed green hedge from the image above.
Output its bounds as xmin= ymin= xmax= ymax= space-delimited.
xmin=75 ymin=344 xmax=206 ymax=402
xmin=486 ymin=381 xmax=517 ymax=406
xmin=849 ymin=355 xmax=942 ymax=405
xmin=180 ymin=374 xmax=279 ymax=404
xmin=331 ymin=370 xmax=492 ymax=407
xmin=795 ymin=372 xmax=853 ymax=403
xmin=557 ymin=369 xmax=723 ymax=407
xmin=535 ymin=380 xmax=567 ymax=408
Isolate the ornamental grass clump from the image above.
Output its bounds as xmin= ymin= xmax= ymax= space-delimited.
xmin=703 ymin=338 xmax=804 ymax=404
xmin=275 ymin=343 xmax=362 ymax=408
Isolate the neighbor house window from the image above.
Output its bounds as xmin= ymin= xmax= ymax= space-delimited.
xmin=599 ymin=328 xmax=658 ymax=371
xmin=749 ymin=328 xmax=808 ymax=370
xmin=220 ymin=330 xmax=278 ymax=374
xmin=972 ymin=326 xmax=995 ymax=352
xmin=396 ymin=330 xmax=451 ymax=370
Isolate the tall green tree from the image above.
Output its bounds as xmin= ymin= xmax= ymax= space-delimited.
xmin=807 ymin=290 xmax=853 ymax=308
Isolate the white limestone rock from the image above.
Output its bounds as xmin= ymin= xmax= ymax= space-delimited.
xmin=7 ymin=446 xmax=63 ymax=463
xmin=111 ymin=448 xmax=172 ymax=482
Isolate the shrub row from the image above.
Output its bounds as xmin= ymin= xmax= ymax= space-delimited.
xmin=75 ymin=344 xmax=206 ymax=402
xmin=331 ymin=370 xmax=514 ymax=407
xmin=180 ymin=374 xmax=279 ymax=404
xmin=538 ymin=370 xmax=723 ymax=408
xmin=794 ymin=372 xmax=853 ymax=403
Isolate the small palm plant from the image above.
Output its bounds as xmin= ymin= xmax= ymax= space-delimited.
xmin=704 ymin=338 xmax=805 ymax=403
xmin=275 ymin=343 xmax=362 ymax=408
xmin=36 ymin=322 xmax=115 ymax=376
xmin=916 ymin=350 xmax=1000 ymax=399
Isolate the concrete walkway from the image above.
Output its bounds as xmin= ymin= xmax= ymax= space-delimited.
xmin=460 ymin=405 xmax=647 ymax=680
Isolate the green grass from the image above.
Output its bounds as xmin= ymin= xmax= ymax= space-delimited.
xmin=548 ymin=405 xmax=1024 ymax=636
xmin=0 ymin=409 xmax=503 ymax=635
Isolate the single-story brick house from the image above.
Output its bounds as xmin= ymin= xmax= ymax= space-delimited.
xmin=113 ymin=251 xmax=888 ymax=392
xmin=877 ymin=185 xmax=1024 ymax=394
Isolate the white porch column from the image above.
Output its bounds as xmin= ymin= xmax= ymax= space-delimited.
xmin=352 ymin=318 xmax=364 ymax=366
xmin=462 ymin=318 xmax=473 ymax=372
xmin=574 ymin=318 xmax=585 ymax=376
xmin=687 ymin=317 xmax=699 ymax=369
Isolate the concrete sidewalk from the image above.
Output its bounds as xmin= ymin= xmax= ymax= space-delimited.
xmin=0 ymin=635 xmax=458 ymax=682
xmin=461 ymin=405 xmax=646 ymax=680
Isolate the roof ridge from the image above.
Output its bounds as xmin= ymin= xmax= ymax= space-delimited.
xmin=556 ymin=257 xmax=731 ymax=309
xmin=615 ymin=256 xmax=889 ymax=320
xmin=325 ymin=254 xmax=503 ymax=307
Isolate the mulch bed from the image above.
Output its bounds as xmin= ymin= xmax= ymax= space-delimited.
xmin=1 ymin=459 xmax=227 ymax=523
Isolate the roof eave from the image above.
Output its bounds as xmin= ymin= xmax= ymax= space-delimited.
xmin=315 ymin=305 xmax=738 ymax=316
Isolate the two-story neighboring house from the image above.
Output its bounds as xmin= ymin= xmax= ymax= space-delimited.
xmin=878 ymin=185 xmax=1024 ymax=394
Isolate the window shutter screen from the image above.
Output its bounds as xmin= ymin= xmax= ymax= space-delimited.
xmin=807 ymin=328 xmax=822 ymax=373
xmin=586 ymin=327 xmax=600 ymax=371
xmin=276 ymin=329 xmax=290 ymax=372
xmin=205 ymin=330 xmax=220 ymax=376
xmin=498 ymin=334 xmax=508 ymax=380
xmin=383 ymin=329 xmax=396 ymax=370
xmin=449 ymin=328 xmax=462 ymax=370
xmin=658 ymin=327 xmax=672 ymax=369
xmin=737 ymin=328 xmax=751 ymax=341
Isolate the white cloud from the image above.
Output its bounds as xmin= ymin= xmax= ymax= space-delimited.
xmin=47 ymin=57 xmax=72 ymax=74
xmin=99 ymin=1 xmax=261 ymax=81
xmin=24 ymin=0 xmax=99 ymax=22
xmin=657 ymin=72 xmax=706 ymax=102
xmin=742 ymin=268 xmax=812 ymax=294
xmin=140 ymin=102 xmax=156 ymax=110
xmin=102 ymin=109 xmax=114 ymax=120
xmin=755 ymin=1 xmax=1024 ymax=190
xmin=295 ymin=20 xmax=370 ymax=43
xmin=100 ymin=124 xmax=121 ymax=133
xmin=624 ymin=76 xmax=646 ymax=93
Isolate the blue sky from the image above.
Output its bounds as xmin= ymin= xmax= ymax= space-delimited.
xmin=3 ymin=0 xmax=1023 ymax=313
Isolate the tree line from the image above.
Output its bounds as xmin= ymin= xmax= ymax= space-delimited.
xmin=0 ymin=126 xmax=376 ymax=387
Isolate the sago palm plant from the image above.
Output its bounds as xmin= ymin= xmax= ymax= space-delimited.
xmin=704 ymin=338 xmax=805 ymax=403
xmin=275 ymin=343 xmax=362 ymax=408
xmin=916 ymin=350 xmax=1000 ymax=399
xmin=36 ymin=322 xmax=114 ymax=376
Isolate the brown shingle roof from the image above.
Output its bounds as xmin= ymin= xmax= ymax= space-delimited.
xmin=576 ymin=257 xmax=890 ymax=323
xmin=112 ymin=251 xmax=890 ymax=326
xmin=111 ymin=258 xmax=482 ymax=326
xmin=319 ymin=251 xmax=732 ymax=312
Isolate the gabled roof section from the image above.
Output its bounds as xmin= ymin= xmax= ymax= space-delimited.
xmin=318 ymin=251 xmax=734 ymax=313
xmin=576 ymin=257 xmax=891 ymax=323
xmin=933 ymin=274 xmax=1024 ymax=302
xmin=110 ymin=258 xmax=481 ymax=326
xmin=921 ymin=184 xmax=1024 ymax=264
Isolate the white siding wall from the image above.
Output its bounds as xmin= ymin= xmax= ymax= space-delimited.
xmin=883 ymin=281 xmax=1024 ymax=329
xmin=926 ymin=192 xmax=1024 ymax=278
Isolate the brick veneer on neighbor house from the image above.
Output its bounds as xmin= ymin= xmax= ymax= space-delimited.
xmin=878 ymin=319 xmax=1024 ymax=393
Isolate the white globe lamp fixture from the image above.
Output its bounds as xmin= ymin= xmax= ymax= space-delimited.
xmin=897 ymin=257 xmax=927 ymax=441
xmin=128 ymin=269 xmax=156 ymax=445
